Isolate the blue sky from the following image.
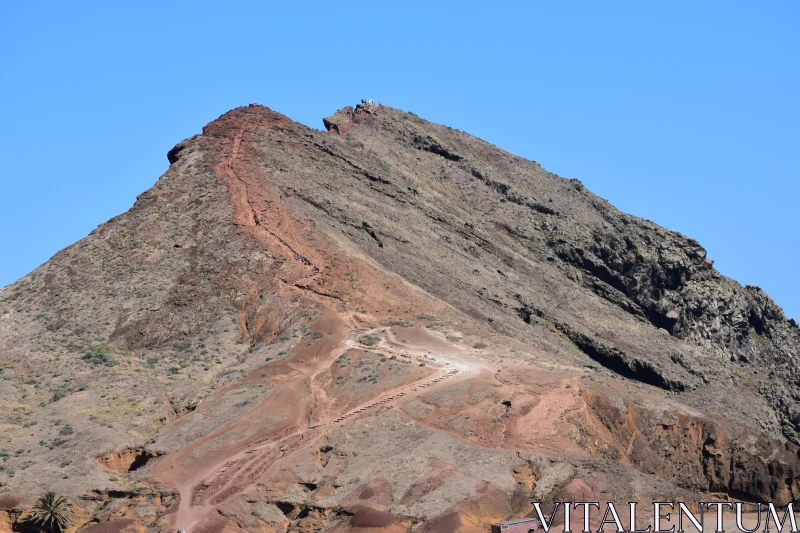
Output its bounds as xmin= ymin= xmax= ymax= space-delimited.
xmin=1 ymin=1 xmax=798 ymax=319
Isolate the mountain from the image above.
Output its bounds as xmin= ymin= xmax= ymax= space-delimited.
xmin=0 ymin=102 xmax=798 ymax=533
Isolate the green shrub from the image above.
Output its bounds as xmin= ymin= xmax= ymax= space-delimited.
xmin=172 ymin=339 xmax=191 ymax=352
xmin=83 ymin=345 xmax=117 ymax=367
xmin=50 ymin=390 xmax=68 ymax=403
xmin=359 ymin=335 xmax=381 ymax=346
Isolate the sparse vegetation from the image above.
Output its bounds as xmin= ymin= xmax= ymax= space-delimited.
xmin=172 ymin=339 xmax=191 ymax=351
xmin=50 ymin=390 xmax=69 ymax=403
xmin=359 ymin=335 xmax=381 ymax=347
xmin=83 ymin=345 xmax=117 ymax=366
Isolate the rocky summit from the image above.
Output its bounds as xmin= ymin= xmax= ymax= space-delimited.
xmin=0 ymin=102 xmax=798 ymax=533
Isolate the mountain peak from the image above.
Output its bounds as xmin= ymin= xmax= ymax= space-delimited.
xmin=322 ymin=100 xmax=405 ymax=135
xmin=1 ymin=103 xmax=798 ymax=532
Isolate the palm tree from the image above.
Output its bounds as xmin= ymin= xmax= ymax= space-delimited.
xmin=29 ymin=491 xmax=73 ymax=533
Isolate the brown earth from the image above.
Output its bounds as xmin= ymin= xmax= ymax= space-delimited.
xmin=0 ymin=102 xmax=798 ymax=532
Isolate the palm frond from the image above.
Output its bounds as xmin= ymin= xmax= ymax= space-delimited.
xmin=30 ymin=491 xmax=73 ymax=533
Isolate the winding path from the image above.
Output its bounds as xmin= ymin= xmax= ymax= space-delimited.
xmin=165 ymin=321 xmax=477 ymax=531
xmin=157 ymin=130 xmax=483 ymax=531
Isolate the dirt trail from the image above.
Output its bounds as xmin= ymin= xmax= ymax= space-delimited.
xmin=152 ymin=129 xmax=490 ymax=531
xmin=157 ymin=320 xmax=482 ymax=531
xmin=155 ymin=321 xmax=481 ymax=530
xmin=153 ymin=306 xmax=347 ymax=529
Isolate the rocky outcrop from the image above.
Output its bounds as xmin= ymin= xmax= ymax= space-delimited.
xmin=579 ymin=390 xmax=800 ymax=504
xmin=97 ymin=448 xmax=162 ymax=473
xmin=548 ymin=223 xmax=798 ymax=358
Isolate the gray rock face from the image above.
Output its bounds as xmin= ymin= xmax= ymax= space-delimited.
xmin=318 ymin=104 xmax=799 ymax=443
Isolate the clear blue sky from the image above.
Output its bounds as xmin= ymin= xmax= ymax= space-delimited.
xmin=1 ymin=2 xmax=798 ymax=319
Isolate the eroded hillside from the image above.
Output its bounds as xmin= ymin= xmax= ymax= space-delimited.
xmin=0 ymin=103 xmax=798 ymax=533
